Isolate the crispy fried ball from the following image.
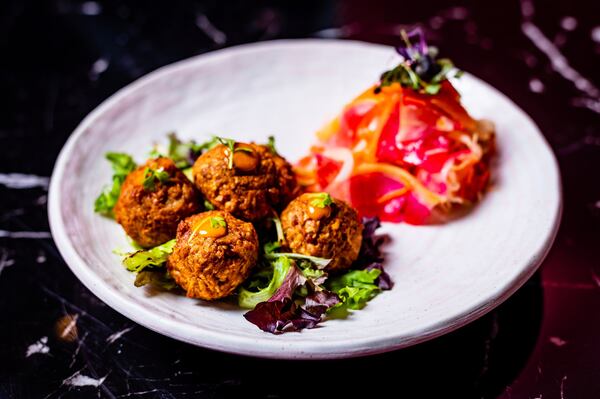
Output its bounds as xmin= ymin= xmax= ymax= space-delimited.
xmin=273 ymin=153 xmax=302 ymax=206
xmin=192 ymin=142 xmax=298 ymax=222
xmin=115 ymin=157 xmax=200 ymax=248
xmin=167 ymin=211 xmax=259 ymax=300
xmin=281 ymin=193 xmax=363 ymax=271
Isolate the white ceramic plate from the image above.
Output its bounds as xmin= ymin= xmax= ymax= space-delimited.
xmin=48 ymin=40 xmax=561 ymax=359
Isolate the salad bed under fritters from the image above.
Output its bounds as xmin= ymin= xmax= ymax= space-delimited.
xmin=98 ymin=135 xmax=389 ymax=334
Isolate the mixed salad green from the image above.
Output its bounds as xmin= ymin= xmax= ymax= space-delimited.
xmin=98 ymin=134 xmax=391 ymax=333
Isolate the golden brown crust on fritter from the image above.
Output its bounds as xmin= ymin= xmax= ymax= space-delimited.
xmin=191 ymin=143 xmax=298 ymax=222
xmin=273 ymin=154 xmax=302 ymax=206
xmin=281 ymin=194 xmax=363 ymax=271
xmin=114 ymin=157 xmax=200 ymax=248
xmin=167 ymin=211 xmax=259 ymax=300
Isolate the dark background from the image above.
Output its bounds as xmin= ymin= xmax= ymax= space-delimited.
xmin=1 ymin=0 xmax=599 ymax=398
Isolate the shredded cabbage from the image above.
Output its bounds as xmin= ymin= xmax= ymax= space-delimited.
xmin=295 ymin=80 xmax=495 ymax=225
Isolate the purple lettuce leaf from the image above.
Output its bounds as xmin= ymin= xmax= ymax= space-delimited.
xmin=244 ymin=216 xmax=389 ymax=333
xmin=267 ymin=263 xmax=306 ymax=302
xmin=304 ymin=290 xmax=341 ymax=314
xmin=243 ymin=300 xmax=301 ymax=333
xmin=357 ymin=216 xmax=386 ymax=266
xmin=356 ymin=217 xmax=392 ymax=290
xmin=366 ymin=262 xmax=393 ymax=290
xmin=244 ymin=295 xmax=339 ymax=334
xmin=243 ymin=263 xmax=340 ymax=334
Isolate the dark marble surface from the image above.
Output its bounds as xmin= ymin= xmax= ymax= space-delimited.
xmin=1 ymin=0 xmax=599 ymax=398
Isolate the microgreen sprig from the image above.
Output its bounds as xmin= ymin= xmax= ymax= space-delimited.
xmin=375 ymin=28 xmax=462 ymax=95
xmin=142 ymin=166 xmax=170 ymax=191
xmin=210 ymin=216 xmax=227 ymax=229
xmin=149 ymin=134 xmax=221 ymax=169
xmin=309 ymin=193 xmax=333 ymax=208
xmin=267 ymin=135 xmax=278 ymax=155
xmin=216 ymin=137 xmax=254 ymax=169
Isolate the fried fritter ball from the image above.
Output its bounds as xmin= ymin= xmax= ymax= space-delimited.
xmin=191 ymin=142 xmax=298 ymax=222
xmin=167 ymin=211 xmax=259 ymax=300
xmin=115 ymin=157 xmax=200 ymax=248
xmin=281 ymin=193 xmax=363 ymax=271
xmin=273 ymin=153 xmax=302 ymax=206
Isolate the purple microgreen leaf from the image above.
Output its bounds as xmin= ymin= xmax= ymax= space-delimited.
xmin=396 ymin=27 xmax=428 ymax=62
xmin=366 ymin=262 xmax=393 ymax=290
xmin=382 ymin=28 xmax=462 ymax=95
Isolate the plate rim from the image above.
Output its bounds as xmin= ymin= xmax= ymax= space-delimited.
xmin=48 ymin=39 xmax=563 ymax=359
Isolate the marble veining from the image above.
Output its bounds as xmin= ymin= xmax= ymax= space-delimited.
xmin=0 ymin=173 xmax=50 ymax=189
xmin=1 ymin=0 xmax=598 ymax=398
xmin=25 ymin=336 xmax=50 ymax=358
xmin=519 ymin=0 xmax=600 ymax=118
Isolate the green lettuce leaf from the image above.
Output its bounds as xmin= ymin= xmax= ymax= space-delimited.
xmin=150 ymin=133 xmax=220 ymax=169
xmin=122 ymin=239 xmax=176 ymax=272
xmin=238 ymin=256 xmax=292 ymax=309
xmin=265 ymin=252 xmax=331 ymax=269
xmin=266 ymin=135 xmax=278 ymax=155
xmin=182 ymin=167 xmax=194 ymax=182
xmin=134 ymin=270 xmax=178 ymax=290
xmin=141 ymin=166 xmax=170 ymax=191
xmin=94 ymin=152 xmax=137 ymax=217
xmin=327 ymin=268 xmax=382 ymax=310
xmin=263 ymin=241 xmax=281 ymax=255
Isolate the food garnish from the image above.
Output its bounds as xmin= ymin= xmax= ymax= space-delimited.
xmin=141 ymin=166 xmax=170 ymax=191
xmin=134 ymin=270 xmax=178 ymax=290
xmin=240 ymin=216 xmax=389 ymax=333
xmin=94 ymin=152 xmax=137 ymax=217
xmin=304 ymin=192 xmax=334 ymax=219
xmin=264 ymin=252 xmax=331 ymax=269
xmin=243 ymin=259 xmax=341 ymax=333
xmin=238 ymin=256 xmax=294 ymax=309
xmin=210 ymin=216 xmax=226 ymax=229
xmin=308 ymin=192 xmax=333 ymax=208
xmin=232 ymin=147 xmax=258 ymax=172
xmin=118 ymin=239 xmax=178 ymax=290
xmin=103 ymin=133 xmax=392 ymax=333
xmin=327 ymin=268 xmax=382 ymax=310
xmin=216 ymin=137 xmax=254 ymax=169
xmin=376 ymin=28 xmax=462 ymax=95
xmin=181 ymin=167 xmax=194 ymax=182
xmin=150 ymin=133 xmax=218 ymax=169
xmin=116 ymin=214 xmax=389 ymax=333
xmin=295 ymin=29 xmax=495 ymax=225
xmin=272 ymin=216 xmax=285 ymax=244
xmin=189 ymin=215 xmax=228 ymax=240
xmin=263 ymin=241 xmax=281 ymax=254
xmin=122 ymin=239 xmax=176 ymax=273
xmin=266 ymin=135 xmax=278 ymax=155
